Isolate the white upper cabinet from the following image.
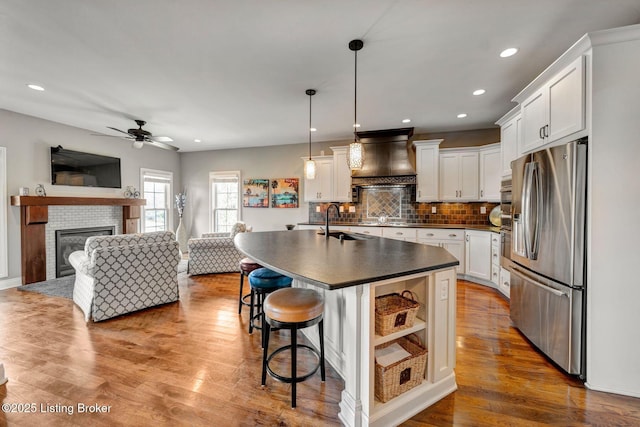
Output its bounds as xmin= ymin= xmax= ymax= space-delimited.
xmin=331 ymin=146 xmax=352 ymax=202
xmin=519 ymin=55 xmax=586 ymax=154
xmin=479 ymin=143 xmax=501 ymax=202
xmin=439 ymin=149 xmax=479 ymax=201
xmin=413 ymin=139 xmax=441 ymax=202
xmin=496 ymin=106 xmax=520 ymax=178
xmin=303 ymin=156 xmax=334 ymax=202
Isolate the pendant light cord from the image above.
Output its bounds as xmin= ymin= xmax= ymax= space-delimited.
xmin=309 ymin=92 xmax=312 ymax=159
xmin=354 ymin=48 xmax=358 ymax=141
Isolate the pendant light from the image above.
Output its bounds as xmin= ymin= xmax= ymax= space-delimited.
xmin=347 ymin=39 xmax=364 ymax=170
xmin=304 ymin=89 xmax=317 ymax=180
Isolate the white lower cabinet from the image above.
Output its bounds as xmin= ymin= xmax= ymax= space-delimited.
xmin=499 ymin=267 xmax=511 ymax=298
xmin=490 ymin=232 xmax=500 ymax=285
xmin=350 ymin=226 xmax=383 ymax=237
xmin=381 ymin=227 xmax=417 ymax=242
xmin=417 ymin=229 xmax=465 ymax=275
xmin=464 ymin=230 xmax=492 ymax=282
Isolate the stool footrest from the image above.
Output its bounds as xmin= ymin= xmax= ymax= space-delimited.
xmin=266 ymin=344 xmax=321 ymax=384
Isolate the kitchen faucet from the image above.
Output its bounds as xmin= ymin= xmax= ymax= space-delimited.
xmin=325 ymin=203 xmax=341 ymax=238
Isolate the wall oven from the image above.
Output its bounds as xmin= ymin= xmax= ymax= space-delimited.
xmin=500 ymin=178 xmax=512 ymax=267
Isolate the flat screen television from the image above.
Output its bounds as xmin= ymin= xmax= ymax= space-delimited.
xmin=50 ymin=146 xmax=122 ymax=188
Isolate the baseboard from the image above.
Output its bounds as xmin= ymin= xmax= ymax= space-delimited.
xmin=0 ymin=276 xmax=22 ymax=290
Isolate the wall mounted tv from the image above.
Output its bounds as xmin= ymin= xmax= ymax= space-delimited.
xmin=50 ymin=146 xmax=122 ymax=188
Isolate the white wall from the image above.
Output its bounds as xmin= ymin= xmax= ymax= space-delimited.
xmin=586 ymin=37 xmax=640 ymax=397
xmin=0 ymin=109 xmax=181 ymax=284
xmin=179 ymin=140 xmax=344 ymax=237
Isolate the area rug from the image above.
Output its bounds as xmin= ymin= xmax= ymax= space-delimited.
xmin=17 ymin=260 xmax=189 ymax=300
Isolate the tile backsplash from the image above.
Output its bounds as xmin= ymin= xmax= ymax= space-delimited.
xmin=308 ymin=186 xmax=498 ymax=225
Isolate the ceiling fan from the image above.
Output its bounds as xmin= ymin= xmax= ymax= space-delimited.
xmin=99 ymin=119 xmax=179 ymax=151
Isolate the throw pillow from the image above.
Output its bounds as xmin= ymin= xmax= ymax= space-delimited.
xmin=229 ymin=222 xmax=246 ymax=238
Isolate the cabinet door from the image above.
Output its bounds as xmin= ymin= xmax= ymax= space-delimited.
xmin=458 ymin=152 xmax=479 ymax=200
xmin=499 ymin=267 xmax=511 ymax=298
xmin=479 ymin=147 xmax=501 ymax=201
xmin=332 ymin=148 xmax=352 ymax=202
xmin=439 ymin=153 xmax=460 ymax=201
xmin=547 ymin=56 xmax=585 ymax=142
xmin=464 ymin=230 xmax=491 ymax=281
xmin=304 ymin=157 xmax=333 ymax=202
xmin=520 ymin=89 xmax=547 ymax=154
xmin=442 ymin=241 xmax=465 ymax=275
xmin=415 ymin=143 xmax=439 ymax=201
xmin=501 ymin=117 xmax=517 ymax=177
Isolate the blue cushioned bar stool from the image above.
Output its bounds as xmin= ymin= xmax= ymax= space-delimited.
xmin=239 ymin=257 xmax=262 ymax=314
xmin=248 ymin=268 xmax=292 ymax=338
xmin=261 ymin=287 xmax=326 ymax=409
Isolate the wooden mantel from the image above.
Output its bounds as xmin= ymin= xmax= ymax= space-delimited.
xmin=10 ymin=196 xmax=147 ymax=284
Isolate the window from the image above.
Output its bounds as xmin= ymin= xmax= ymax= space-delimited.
xmin=140 ymin=169 xmax=173 ymax=233
xmin=210 ymin=171 xmax=240 ymax=233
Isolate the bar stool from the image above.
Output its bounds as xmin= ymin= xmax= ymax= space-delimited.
xmin=248 ymin=268 xmax=292 ymax=338
xmin=261 ymin=287 xmax=326 ymax=408
xmin=239 ymin=257 xmax=262 ymax=314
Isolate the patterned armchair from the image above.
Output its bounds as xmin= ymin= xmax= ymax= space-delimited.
xmin=68 ymin=231 xmax=181 ymax=322
xmin=187 ymin=222 xmax=248 ymax=275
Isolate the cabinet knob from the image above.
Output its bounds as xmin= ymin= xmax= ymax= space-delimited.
xmin=396 ymin=232 xmax=403 ymax=236
xmin=480 ymin=190 xmax=484 ymax=197
xmin=427 ymin=233 xmax=434 ymax=237
xmin=363 ymin=231 xmax=370 ymax=234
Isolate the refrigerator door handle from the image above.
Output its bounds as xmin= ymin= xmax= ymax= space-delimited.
xmin=510 ymin=266 xmax=567 ymax=297
xmin=530 ymin=161 xmax=542 ymax=260
xmin=522 ymin=162 xmax=534 ymax=259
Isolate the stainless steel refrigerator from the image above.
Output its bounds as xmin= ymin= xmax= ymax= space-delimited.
xmin=509 ymin=138 xmax=587 ymax=378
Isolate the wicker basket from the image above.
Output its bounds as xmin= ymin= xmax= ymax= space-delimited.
xmin=375 ymin=335 xmax=428 ymax=403
xmin=375 ymin=291 xmax=420 ymax=336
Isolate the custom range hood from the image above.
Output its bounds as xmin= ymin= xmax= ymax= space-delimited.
xmin=351 ymin=127 xmax=415 ymax=180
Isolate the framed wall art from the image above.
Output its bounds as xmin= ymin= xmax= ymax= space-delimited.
xmin=242 ymin=179 xmax=269 ymax=208
xmin=271 ymin=178 xmax=299 ymax=208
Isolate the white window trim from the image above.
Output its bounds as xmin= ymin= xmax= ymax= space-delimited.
xmin=209 ymin=170 xmax=241 ymax=233
xmin=140 ymin=168 xmax=174 ymax=233
xmin=0 ymin=147 xmax=7 ymax=278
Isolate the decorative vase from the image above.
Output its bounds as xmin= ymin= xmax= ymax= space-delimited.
xmin=176 ymin=217 xmax=188 ymax=253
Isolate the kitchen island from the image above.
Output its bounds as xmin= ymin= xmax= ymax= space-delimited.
xmin=235 ymin=230 xmax=459 ymax=427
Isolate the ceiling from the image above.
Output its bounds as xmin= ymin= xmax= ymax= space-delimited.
xmin=2 ymin=1 xmax=640 ymax=152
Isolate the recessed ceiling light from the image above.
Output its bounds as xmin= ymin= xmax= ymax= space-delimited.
xmin=402 ymin=119 xmax=411 ymax=123
xmin=194 ymin=139 xmax=201 ymax=143
xmin=457 ymin=113 xmax=468 ymax=118
xmin=353 ymin=123 xmax=361 ymax=128
xmin=27 ymin=84 xmax=45 ymax=91
xmin=310 ymin=127 xmax=317 ymax=132
xmin=500 ymin=48 xmax=518 ymax=58
xmin=473 ymin=89 xmax=486 ymax=96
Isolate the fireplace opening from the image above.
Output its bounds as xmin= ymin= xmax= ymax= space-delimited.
xmin=55 ymin=226 xmax=115 ymax=278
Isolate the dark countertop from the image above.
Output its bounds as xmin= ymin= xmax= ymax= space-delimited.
xmin=298 ymin=222 xmax=501 ymax=233
xmin=234 ymin=230 xmax=459 ymax=291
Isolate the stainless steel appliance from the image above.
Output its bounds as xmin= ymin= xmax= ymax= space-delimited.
xmin=509 ymin=138 xmax=587 ymax=378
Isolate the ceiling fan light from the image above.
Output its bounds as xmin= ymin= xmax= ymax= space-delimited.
xmin=304 ymin=159 xmax=317 ymax=180
xmin=132 ymin=140 xmax=144 ymax=149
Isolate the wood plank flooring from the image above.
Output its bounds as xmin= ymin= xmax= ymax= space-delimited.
xmin=0 ymin=275 xmax=638 ymax=426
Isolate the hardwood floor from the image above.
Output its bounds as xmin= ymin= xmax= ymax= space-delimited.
xmin=0 ymin=275 xmax=638 ymax=426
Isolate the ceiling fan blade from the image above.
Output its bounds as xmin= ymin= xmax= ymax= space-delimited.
xmin=151 ymin=136 xmax=174 ymax=143
xmin=145 ymin=139 xmax=179 ymax=151
xmin=107 ymin=126 xmax=132 ymax=136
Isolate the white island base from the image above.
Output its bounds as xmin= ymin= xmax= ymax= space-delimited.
xmin=296 ymin=267 xmax=458 ymax=427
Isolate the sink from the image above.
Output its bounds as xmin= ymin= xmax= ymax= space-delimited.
xmin=318 ymin=231 xmax=373 ymax=241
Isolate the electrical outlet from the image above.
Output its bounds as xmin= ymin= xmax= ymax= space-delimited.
xmin=480 ymin=206 xmax=487 ymax=214
xmin=316 ymin=206 xmax=321 ymax=212
xmin=339 ymin=206 xmax=344 ymax=213
xmin=349 ymin=206 xmax=356 ymax=213
xmin=440 ymin=283 xmax=449 ymax=301
xmin=431 ymin=206 xmax=437 ymax=214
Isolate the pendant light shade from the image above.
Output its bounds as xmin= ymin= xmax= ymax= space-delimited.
xmin=304 ymin=89 xmax=317 ymax=180
xmin=347 ymin=39 xmax=364 ymax=170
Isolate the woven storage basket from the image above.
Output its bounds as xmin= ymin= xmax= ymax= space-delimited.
xmin=375 ymin=335 xmax=428 ymax=403
xmin=375 ymin=290 xmax=420 ymax=336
